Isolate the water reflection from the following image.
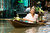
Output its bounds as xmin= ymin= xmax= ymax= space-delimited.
xmin=25 ymin=27 xmax=37 ymax=33
xmin=8 ymin=27 xmax=39 ymax=33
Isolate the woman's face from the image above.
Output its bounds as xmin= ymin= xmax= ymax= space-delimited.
xmin=30 ymin=9 xmax=35 ymax=14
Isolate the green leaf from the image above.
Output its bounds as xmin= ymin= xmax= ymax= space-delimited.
xmin=18 ymin=0 xmax=24 ymax=3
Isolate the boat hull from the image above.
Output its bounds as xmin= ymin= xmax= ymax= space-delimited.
xmin=9 ymin=20 xmax=40 ymax=28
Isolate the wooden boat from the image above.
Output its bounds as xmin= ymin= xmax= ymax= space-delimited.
xmin=9 ymin=20 xmax=40 ymax=28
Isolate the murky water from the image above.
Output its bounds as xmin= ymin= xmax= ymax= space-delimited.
xmin=0 ymin=20 xmax=45 ymax=33
xmin=0 ymin=20 xmax=14 ymax=33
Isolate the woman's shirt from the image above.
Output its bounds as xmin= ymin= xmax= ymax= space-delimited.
xmin=23 ymin=13 xmax=38 ymax=21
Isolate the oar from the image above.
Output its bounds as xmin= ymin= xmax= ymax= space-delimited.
xmin=38 ymin=22 xmax=50 ymax=25
xmin=0 ymin=19 xmax=12 ymax=20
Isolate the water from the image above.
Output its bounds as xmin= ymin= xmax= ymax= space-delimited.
xmin=0 ymin=20 xmax=14 ymax=33
xmin=0 ymin=20 xmax=39 ymax=33
xmin=0 ymin=20 xmax=50 ymax=33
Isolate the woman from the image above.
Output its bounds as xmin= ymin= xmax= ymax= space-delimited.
xmin=23 ymin=8 xmax=38 ymax=23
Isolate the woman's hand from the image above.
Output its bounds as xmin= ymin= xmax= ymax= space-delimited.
xmin=36 ymin=20 xmax=39 ymax=22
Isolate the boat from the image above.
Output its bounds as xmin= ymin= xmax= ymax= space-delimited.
xmin=9 ymin=20 xmax=40 ymax=28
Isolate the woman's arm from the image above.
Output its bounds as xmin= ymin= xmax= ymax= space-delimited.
xmin=23 ymin=18 xmax=34 ymax=22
